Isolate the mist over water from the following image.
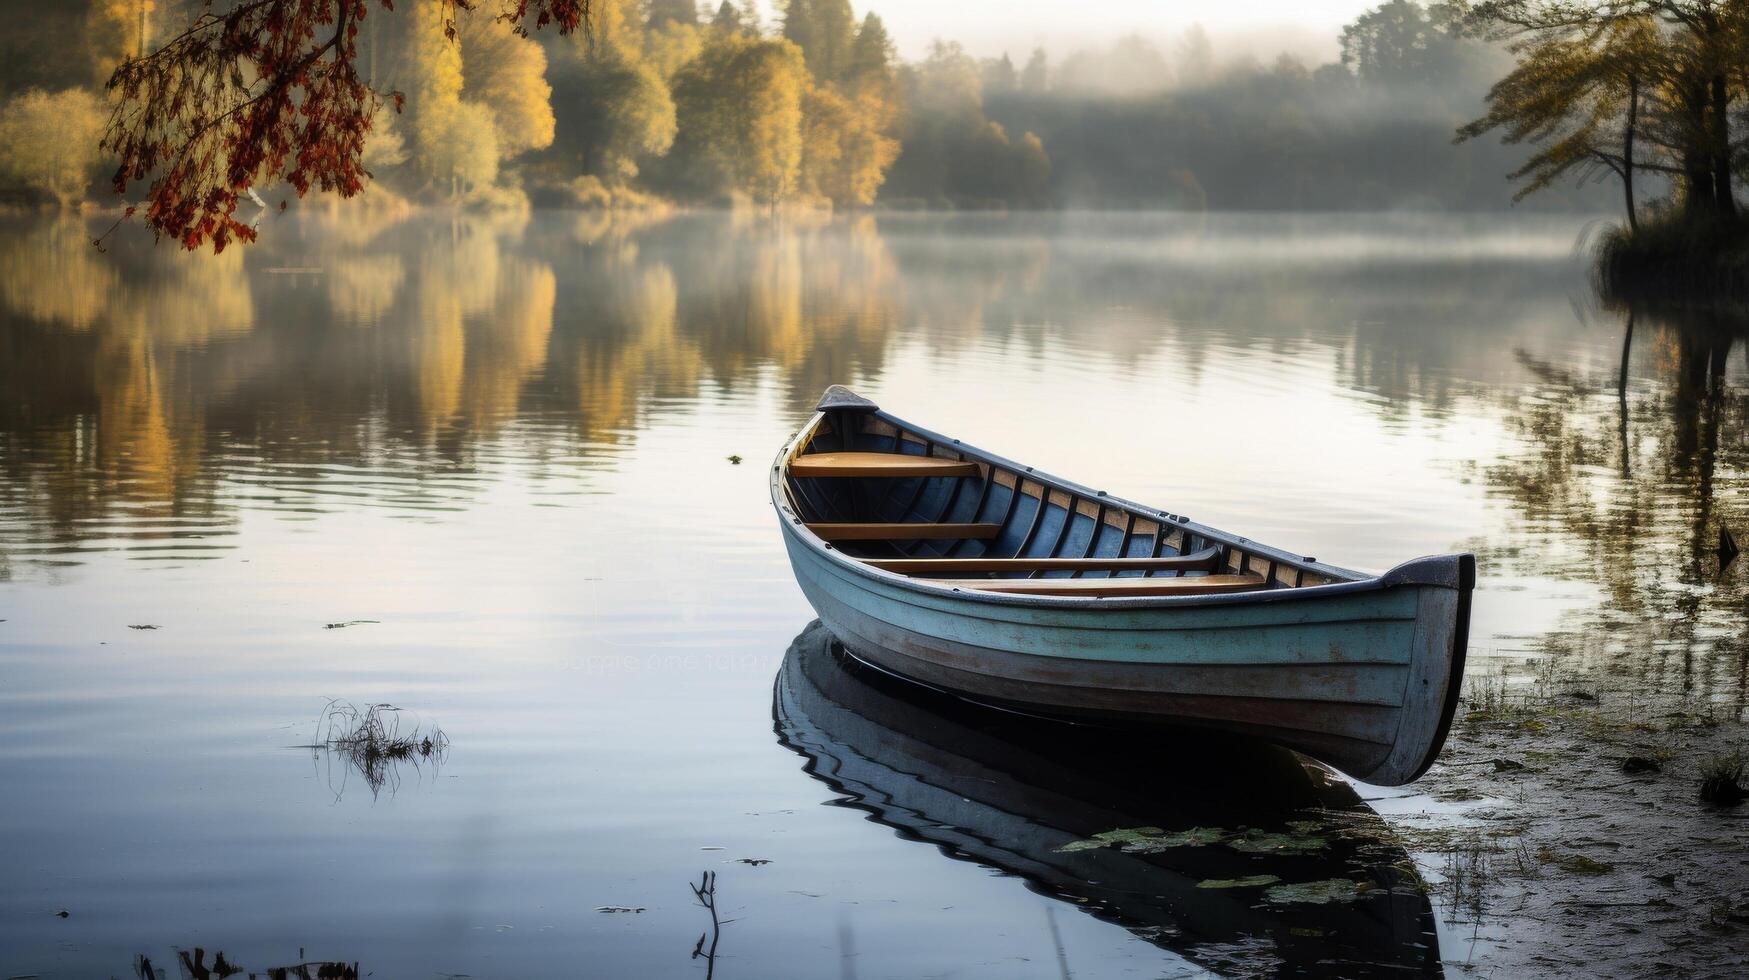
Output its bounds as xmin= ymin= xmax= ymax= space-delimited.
xmin=2 ymin=209 xmax=1745 ymax=977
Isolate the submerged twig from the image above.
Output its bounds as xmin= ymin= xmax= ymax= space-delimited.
xmin=690 ymin=870 xmax=720 ymax=978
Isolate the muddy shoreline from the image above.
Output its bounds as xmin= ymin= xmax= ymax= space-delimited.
xmin=1379 ymin=668 xmax=1749 ymax=976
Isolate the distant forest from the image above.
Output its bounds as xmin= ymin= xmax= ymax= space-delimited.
xmin=0 ymin=0 xmax=1612 ymax=213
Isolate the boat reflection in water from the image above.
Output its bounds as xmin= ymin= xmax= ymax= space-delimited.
xmin=774 ymin=621 xmax=1442 ymax=978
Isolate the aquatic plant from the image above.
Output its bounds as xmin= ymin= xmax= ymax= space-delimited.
xmin=1196 ymin=875 xmax=1282 ymax=890
xmin=1261 ymin=879 xmax=1360 ymax=905
xmin=134 ymin=948 xmax=358 ymax=979
xmin=1055 ymin=824 xmax=1327 ymax=857
xmin=1699 ymin=751 xmax=1746 ymax=806
xmin=313 ymin=700 xmax=448 ymax=800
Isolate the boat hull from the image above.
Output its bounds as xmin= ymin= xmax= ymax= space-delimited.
xmin=780 ymin=521 xmax=1471 ymax=785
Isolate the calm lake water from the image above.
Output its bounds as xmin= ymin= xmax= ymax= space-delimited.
xmin=2 ymin=209 xmax=1745 ymax=978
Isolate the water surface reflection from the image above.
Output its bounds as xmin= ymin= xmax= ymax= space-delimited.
xmin=776 ymin=622 xmax=1442 ymax=977
xmin=3 ymin=209 xmax=1747 ymax=977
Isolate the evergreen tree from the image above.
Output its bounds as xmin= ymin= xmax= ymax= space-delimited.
xmin=1019 ymin=47 xmax=1048 ymax=92
xmin=710 ymin=0 xmax=743 ymax=34
xmin=846 ymin=12 xmax=894 ymax=93
xmin=647 ymin=0 xmax=699 ymax=28
xmin=810 ymin=0 xmax=857 ymax=81
xmin=982 ymin=53 xmax=1017 ymax=94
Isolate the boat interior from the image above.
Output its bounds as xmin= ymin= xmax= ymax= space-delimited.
xmin=783 ymin=409 xmax=1345 ymax=598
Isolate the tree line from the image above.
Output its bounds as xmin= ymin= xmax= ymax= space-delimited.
xmin=0 ymin=0 xmax=1700 ymax=233
xmin=0 ymin=0 xmax=1029 ymax=216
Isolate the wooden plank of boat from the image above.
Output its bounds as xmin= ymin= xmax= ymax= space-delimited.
xmin=864 ymin=546 xmax=1222 ymax=575
xmin=805 ymin=522 xmax=1002 ymax=541
xmin=934 ymin=574 xmax=1267 ymax=597
xmin=772 ymin=385 xmax=1477 ymax=787
xmin=792 ymin=452 xmax=981 ymax=478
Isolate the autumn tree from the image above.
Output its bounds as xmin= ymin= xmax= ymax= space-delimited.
xmin=428 ymin=100 xmax=502 ymax=197
xmin=669 ymin=33 xmax=807 ymax=204
xmin=1458 ymin=11 xmax=1661 ymax=229
xmin=800 ymin=83 xmax=898 ymax=206
xmin=548 ymin=0 xmax=676 ymax=184
xmin=407 ymin=2 xmax=467 ymax=184
xmin=1464 ymin=0 xmax=1746 ymax=224
xmin=100 ymin=0 xmax=591 ymax=251
xmin=0 ymin=89 xmax=110 ymax=207
xmin=459 ymin=8 xmax=558 ymax=158
xmin=88 ymin=0 xmax=158 ymax=83
xmin=644 ymin=16 xmax=707 ymax=80
xmin=647 ymin=0 xmax=698 ymax=28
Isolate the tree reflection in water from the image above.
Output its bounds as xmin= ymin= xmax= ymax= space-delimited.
xmin=133 ymin=947 xmax=357 ymax=979
xmin=1477 ymin=298 xmax=1749 ymax=708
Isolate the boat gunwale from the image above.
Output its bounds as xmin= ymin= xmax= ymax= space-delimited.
xmin=772 ymin=404 xmax=1464 ymax=611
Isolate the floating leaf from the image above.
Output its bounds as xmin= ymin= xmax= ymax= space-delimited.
xmin=1263 ymin=879 xmax=1362 ymax=905
xmin=1056 ymin=826 xmax=1222 ymax=854
xmin=1225 ymin=828 xmax=1328 ymax=856
xmin=1197 ymin=875 xmax=1282 ymax=890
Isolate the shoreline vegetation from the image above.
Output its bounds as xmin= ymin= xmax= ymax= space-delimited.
xmin=1461 ymin=1 xmax=1749 ymax=304
xmin=0 ymin=3 xmax=1737 ymax=297
xmin=1 ymin=2 xmax=1613 ymax=238
xmin=1597 ymin=214 xmax=1749 ymax=304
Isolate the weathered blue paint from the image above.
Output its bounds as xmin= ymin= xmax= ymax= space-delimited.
xmin=772 ymin=389 xmax=1476 ymax=786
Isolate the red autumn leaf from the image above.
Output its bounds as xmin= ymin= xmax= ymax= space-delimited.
xmin=101 ymin=0 xmax=591 ymax=252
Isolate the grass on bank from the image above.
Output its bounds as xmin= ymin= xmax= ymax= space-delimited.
xmin=1596 ymin=211 xmax=1749 ymax=302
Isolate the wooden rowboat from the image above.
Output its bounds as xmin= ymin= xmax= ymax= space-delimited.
xmin=772 ymin=386 xmax=1475 ymax=786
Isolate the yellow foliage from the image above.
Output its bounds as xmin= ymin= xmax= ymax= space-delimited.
xmin=0 ymin=89 xmax=109 ymax=208
xmin=459 ymin=11 xmax=557 ymax=157
xmin=597 ymin=56 xmax=677 ymax=183
xmin=589 ymin=0 xmax=647 ymax=61
xmin=801 ymin=85 xmax=900 ymax=207
xmin=0 ymin=219 xmax=119 ymax=329
xmin=644 ymin=20 xmax=706 ymax=82
xmin=430 ymin=102 xmax=502 ymax=200
xmin=672 ymin=35 xmax=809 ymax=204
xmin=409 ymin=1 xmax=465 ymax=182
xmin=87 ymin=0 xmax=153 ymax=82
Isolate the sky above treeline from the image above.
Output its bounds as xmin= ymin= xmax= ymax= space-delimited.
xmin=755 ymin=0 xmax=1374 ymax=60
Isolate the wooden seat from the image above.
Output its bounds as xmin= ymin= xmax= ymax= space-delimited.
xmin=791 ymin=452 xmax=981 ymax=478
xmin=864 ymin=547 xmax=1221 ymax=576
xmin=806 ymin=522 xmax=1002 ymax=541
xmin=931 ymin=574 xmax=1267 ymax=597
